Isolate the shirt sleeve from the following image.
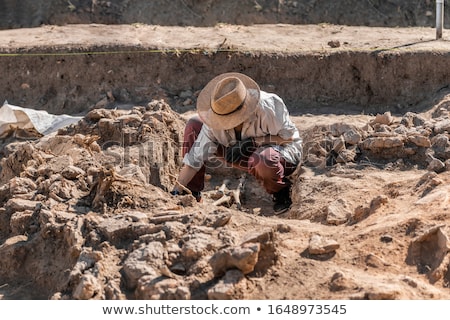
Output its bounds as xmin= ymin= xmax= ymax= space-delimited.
xmin=182 ymin=124 xmax=218 ymax=171
xmin=262 ymin=93 xmax=298 ymax=140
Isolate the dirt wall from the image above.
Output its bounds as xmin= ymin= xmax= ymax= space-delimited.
xmin=1 ymin=49 xmax=449 ymax=116
xmin=0 ymin=0 xmax=448 ymax=30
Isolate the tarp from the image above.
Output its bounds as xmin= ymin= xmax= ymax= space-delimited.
xmin=0 ymin=101 xmax=82 ymax=138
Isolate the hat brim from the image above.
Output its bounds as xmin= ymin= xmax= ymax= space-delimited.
xmin=197 ymin=72 xmax=260 ymax=130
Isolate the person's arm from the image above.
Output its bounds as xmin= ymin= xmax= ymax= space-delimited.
xmin=172 ymin=124 xmax=217 ymax=193
xmin=257 ymin=92 xmax=299 ymax=146
xmin=172 ymin=164 xmax=198 ymax=193
xmin=254 ymin=134 xmax=293 ymax=146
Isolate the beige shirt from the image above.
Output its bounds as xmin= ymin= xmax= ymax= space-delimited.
xmin=183 ymin=91 xmax=303 ymax=170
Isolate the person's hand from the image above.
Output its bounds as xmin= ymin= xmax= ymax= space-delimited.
xmin=224 ymin=137 xmax=256 ymax=163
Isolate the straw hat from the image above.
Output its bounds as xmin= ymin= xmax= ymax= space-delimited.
xmin=197 ymin=72 xmax=260 ymax=130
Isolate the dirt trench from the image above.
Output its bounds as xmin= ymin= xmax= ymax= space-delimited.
xmin=2 ymin=49 xmax=450 ymax=118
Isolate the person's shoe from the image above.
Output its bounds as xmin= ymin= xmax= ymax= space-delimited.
xmin=192 ymin=191 xmax=202 ymax=202
xmin=272 ymin=187 xmax=292 ymax=215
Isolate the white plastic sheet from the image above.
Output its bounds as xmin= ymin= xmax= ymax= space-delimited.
xmin=0 ymin=101 xmax=82 ymax=138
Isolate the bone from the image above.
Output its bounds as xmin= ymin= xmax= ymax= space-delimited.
xmin=213 ymin=194 xmax=232 ymax=207
xmin=232 ymin=174 xmax=247 ymax=209
xmin=210 ymin=175 xmax=247 ymax=210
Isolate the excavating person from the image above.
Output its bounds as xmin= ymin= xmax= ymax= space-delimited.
xmin=171 ymin=72 xmax=303 ymax=214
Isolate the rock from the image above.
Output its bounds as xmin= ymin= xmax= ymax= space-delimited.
xmin=406 ymin=225 xmax=449 ymax=281
xmin=401 ymin=112 xmax=427 ymax=128
xmin=242 ymin=228 xmax=275 ymax=245
xmin=360 ymin=136 xmax=404 ymax=150
xmin=73 ymin=274 xmax=102 ymax=300
xmin=104 ymin=280 xmax=126 ymax=300
xmin=203 ymin=209 xmax=232 ymax=228
xmin=326 ymin=199 xmax=351 ymax=225
xmin=327 ymin=40 xmax=340 ymax=48
xmin=209 ymin=243 xmax=260 ymax=276
xmin=162 ymin=221 xmax=187 ymax=239
xmin=343 ymin=129 xmax=362 ymax=145
xmin=332 ymin=136 xmax=345 ymax=152
xmin=366 ymin=286 xmax=401 ymax=299
xmin=407 ymin=135 xmax=431 ymax=148
xmin=242 ymin=228 xmax=278 ymax=272
xmin=135 ymin=276 xmax=190 ymax=300
xmin=9 ymin=177 xmax=37 ymax=195
xmin=365 ymin=253 xmax=390 ymax=268
xmin=5 ymin=198 xmax=40 ymax=212
xmin=369 ymin=195 xmax=388 ymax=212
xmin=10 ymin=210 xmax=33 ymax=235
xmin=427 ymin=158 xmax=445 ymax=173
xmin=380 ymin=235 xmax=393 ymax=243
xmin=329 ymin=272 xmax=358 ymax=292
xmin=352 ymin=205 xmax=370 ymax=223
xmin=98 ymin=218 xmax=132 ymax=244
xmin=371 ymin=111 xmax=394 ymax=125
xmin=330 ymin=123 xmax=357 ymax=137
xmin=431 ymin=133 xmax=450 ymax=149
xmin=305 ymin=154 xmax=326 ymax=168
xmin=61 ymin=165 xmax=86 ymax=180
xmin=208 ymin=269 xmax=246 ymax=299
xmin=434 ymin=118 xmax=450 ymax=134
xmin=182 ymin=232 xmax=218 ymax=259
xmin=122 ymin=242 xmax=166 ymax=289
xmin=308 ymin=234 xmax=340 ymax=255
xmin=336 ymin=148 xmax=357 ymax=163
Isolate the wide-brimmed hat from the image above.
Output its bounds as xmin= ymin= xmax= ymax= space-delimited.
xmin=197 ymin=72 xmax=260 ymax=130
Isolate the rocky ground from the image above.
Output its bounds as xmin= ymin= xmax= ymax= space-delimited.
xmin=1 ymin=0 xmax=450 ymax=301
xmin=2 ymin=92 xmax=450 ymax=300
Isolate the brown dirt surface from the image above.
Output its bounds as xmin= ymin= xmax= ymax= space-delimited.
xmin=2 ymin=1 xmax=450 ymax=301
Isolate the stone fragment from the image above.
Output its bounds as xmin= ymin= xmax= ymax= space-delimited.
xmin=343 ymin=129 xmax=362 ymax=145
xmin=326 ymin=199 xmax=351 ymax=225
xmin=406 ymin=225 xmax=449 ymax=282
xmin=332 ymin=136 xmax=345 ymax=152
xmin=329 ymin=272 xmax=358 ymax=292
xmin=122 ymin=242 xmax=166 ymax=289
xmin=433 ymin=118 xmax=450 ymax=134
xmin=9 ymin=177 xmax=37 ymax=195
xmin=360 ymin=136 xmax=404 ymax=150
xmin=10 ymin=210 xmax=33 ymax=235
xmin=371 ymin=111 xmax=394 ymax=125
xmin=380 ymin=235 xmax=393 ymax=243
xmin=427 ymin=158 xmax=445 ymax=173
xmin=104 ymin=280 xmax=126 ymax=300
xmin=330 ymin=123 xmax=356 ymax=137
xmin=401 ymin=112 xmax=427 ymax=128
xmin=135 ymin=276 xmax=190 ymax=300
xmin=5 ymin=198 xmax=40 ymax=212
xmin=366 ymin=286 xmax=401 ymax=300
xmin=61 ymin=165 xmax=86 ymax=180
xmin=208 ymin=269 xmax=246 ymax=300
xmin=73 ymin=274 xmax=102 ymax=300
xmin=209 ymin=243 xmax=260 ymax=276
xmin=365 ymin=253 xmax=390 ymax=268
xmin=182 ymin=232 xmax=217 ymax=259
xmin=327 ymin=40 xmax=340 ymax=48
xmin=308 ymin=234 xmax=340 ymax=255
xmin=408 ymin=135 xmax=431 ymax=148
xmin=336 ymin=148 xmax=356 ymax=163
